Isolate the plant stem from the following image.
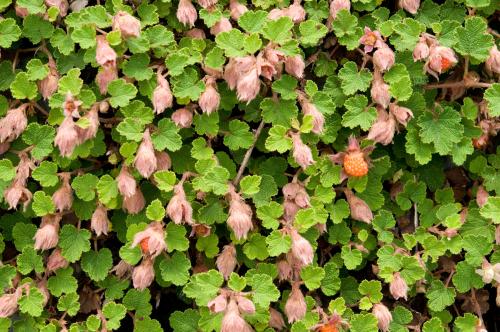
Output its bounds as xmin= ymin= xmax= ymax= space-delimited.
xmin=233 ymin=120 xmax=265 ymax=186
xmin=424 ymin=81 xmax=493 ymax=89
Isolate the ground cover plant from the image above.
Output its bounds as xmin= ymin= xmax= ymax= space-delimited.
xmin=0 ymin=0 xmax=499 ymax=330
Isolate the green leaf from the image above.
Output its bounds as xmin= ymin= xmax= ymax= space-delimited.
xmin=19 ymin=287 xmax=45 ymax=317
xmin=25 ymin=59 xmax=48 ymax=80
xmin=183 ymin=270 xmax=224 ymax=306
xmin=165 ymin=223 xmax=189 ymax=252
xmin=10 ymin=72 xmax=38 ymax=100
xmin=299 ymin=20 xmax=328 ymax=46
xmin=122 ymin=54 xmax=153 ymax=81
xmin=0 ymin=18 xmax=22 ymax=48
xmin=417 ymin=108 xmax=464 ymax=155
xmin=32 ymin=191 xmax=55 ymax=216
xmin=171 ymin=68 xmax=205 ymax=101
xmin=58 ymin=224 xmax=91 ymax=263
xmin=300 ymin=266 xmax=325 ymax=290
xmin=262 ymin=17 xmax=294 ymax=44
xmin=249 ymin=273 xmax=280 ymax=307
xmin=123 ymin=289 xmax=152 ymax=317
xmin=58 ymin=68 xmax=83 ymax=95
xmin=22 ymin=123 xmax=56 ymax=159
xmin=22 ymin=14 xmax=54 ymax=44
xmin=338 ymin=61 xmax=372 ymax=96
xmin=261 ymin=98 xmax=298 ymax=127
xmin=265 ymin=230 xmax=291 ymax=256
xmin=426 ymin=280 xmax=456 ymax=312
xmin=452 ymin=261 xmax=484 ymax=293
xmin=134 ymin=318 xmax=163 ymax=332
xmin=243 ymin=233 xmax=269 ymax=260
xmin=391 ymin=18 xmax=425 ymax=51
xmin=272 ymin=75 xmax=298 ymax=100
xmin=159 ymin=251 xmax=191 ymax=286
xmin=484 ymin=83 xmax=500 ymax=117
xmin=321 ymin=262 xmax=341 ymax=296
xmin=17 ymin=0 xmax=45 ymax=14
xmin=480 ymin=196 xmax=500 ymax=223
xmin=116 ymin=118 xmax=145 ymax=142
xmin=422 ymin=317 xmax=445 ymax=332
xmin=342 ymin=95 xmax=377 ymax=130
xmin=341 ymin=245 xmax=363 ymax=270
xmin=48 ymin=267 xmax=78 ymax=296
xmin=454 ymin=17 xmax=494 ymax=62
xmin=350 ymin=313 xmax=378 ymax=332
xmin=96 ymin=174 xmax=118 ymax=206
xmin=215 ymin=29 xmax=246 ymax=57
xmin=71 ymin=26 xmax=96 ymax=49
xmin=169 ymin=309 xmax=201 ymax=332
xmin=332 ymin=11 xmax=362 ymax=50
xmin=71 ymin=173 xmax=98 ymax=201
xmin=17 ymin=247 xmax=44 ymax=275
xmin=102 ymin=302 xmax=127 ymax=330
xmin=81 ymin=248 xmax=113 ymax=281
xmin=265 ymin=125 xmax=292 ymax=153
xmin=224 ymin=119 xmax=253 ymax=150
xmin=12 ymin=223 xmax=37 ymax=251
xmin=57 ymin=293 xmax=80 ymax=316
xmin=358 ymin=280 xmax=383 ymax=306
xmin=240 ymin=175 xmax=262 ymax=195
xmin=153 ymin=171 xmax=176 ymax=192
xmin=146 ymin=199 xmax=165 ymax=221
xmin=107 ymin=79 xmax=138 ymax=107
xmin=238 ymin=10 xmax=268 ymax=33
xmin=0 ymin=159 xmax=15 ymax=181
xmin=257 ymin=202 xmax=283 ymax=229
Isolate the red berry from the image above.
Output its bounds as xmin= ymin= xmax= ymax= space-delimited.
xmin=343 ymin=151 xmax=369 ymax=177
xmin=140 ymin=237 xmax=149 ymax=253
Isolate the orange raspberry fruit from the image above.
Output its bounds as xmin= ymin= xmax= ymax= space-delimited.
xmin=343 ymin=151 xmax=368 ymax=177
xmin=139 ymin=237 xmax=149 ymax=253
xmin=318 ymin=324 xmax=338 ymax=332
xmin=440 ymin=57 xmax=452 ymax=72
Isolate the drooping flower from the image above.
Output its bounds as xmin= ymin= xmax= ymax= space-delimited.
xmin=485 ymin=44 xmax=500 ymax=75
xmin=134 ymin=129 xmax=157 ymax=178
xmin=373 ymin=44 xmax=395 ymax=72
xmin=235 ymin=295 xmax=256 ymax=315
xmin=286 ymin=0 xmax=306 ymax=23
xmin=221 ymin=298 xmax=254 ymax=332
xmin=298 ymin=92 xmax=324 ymax=134
xmin=359 ymin=27 xmax=383 ymax=53
xmin=54 ymin=115 xmax=80 ymax=157
xmin=117 ymin=165 xmax=137 ymax=198
xmin=389 ymin=272 xmax=408 ymax=300
xmin=132 ymin=257 xmax=155 ymax=290
xmin=39 ymin=58 xmax=59 ymax=99
xmin=425 ymin=46 xmax=458 ymax=78
xmin=372 ymin=303 xmax=393 ymax=332
xmin=290 ymin=132 xmax=314 ymax=169
xmin=269 ymin=307 xmax=286 ymax=330
xmin=52 ymin=172 xmax=73 ymax=212
xmin=122 ymin=186 xmax=146 ymax=214
xmin=344 ymin=188 xmax=373 ymax=223
xmin=4 ymin=181 xmax=32 ymax=210
xmin=399 ymin=0 xmax=420 ymax=14
xmin=0 ymin=288 xmax=22 ymax=318
xmin=476 ymin=185 xmax=489 ymax=208
xmin=227 ymin=184 xmax=253 ymax=240
xmin=112 ymin=11 xmax=141 ymax=38
xmin=171 ymin=108 xmax=193 ymax=128
xmin=208 ymin=293 xmax=228 ymax=313
xmin=413 ymin=36 xmax=430 ymax=61
xmin=197 ymin=0 xmax=217 ymax=9
xmin=229 ymin=0 xmax=247 ymax=20
xmin=199 ymin=76 xmax=221 ymax=114
xmin=284 ymin=55 xmax=305 ymax=79
xmin=91 ymin=204 xmax=110 ymax=236
xmin=389 ymin=103 xmax=414 ymax=126
xmin=371 ymin=70 xmax=391 ymax=109
xmin=96 ymin=62 xmax=118 ymax=95
xmin=329 ymin=0 xmax=350 ymax=19
xmin=216 ymin=244 xmax=237 ymax=279
xmin=367 ymin=107 xmax=396 ymax=146
xmin=132 ymin=221 xmax=167 ymax=258
xmin=210 ymin=17 xmax=232 ymax=35
xmin=112 ymin=260 xmax=134 ymax=279
xmin=289 ymin=227 xmax=314 ymax=266
xmin=277 ymin=258 xmax=293 ymax=282
xmin=185 ymin=28 xmax=206 ymax=39
xmin=152 ymin=69 xmax=173 ymax=114
xmin=166 ymin=182 xmax=193 ymax=225
xmin=34 ymin=214 xmax=61 ymax=251
xmin=177 ymin=0 xmax=197 ymax=27
xmin=236 ymin=66 xmax=261 ymax=103
xmin=47 ymin=248 xmax=69 ymax=273
xmin=285 ymin=282 xmax=307 ymax=323
xmin=0 ymin=104 xmax=28 ymax=143
xmin=95 ymin=35 xmax=117 ymax=66
xmin=155 ymin=151 xmax=172 ymax=171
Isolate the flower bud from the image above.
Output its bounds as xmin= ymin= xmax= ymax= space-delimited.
xmin=134 ymin=129 xmax=157 ymax=178
xmin=4 ymin=181 xmax=32 ymax=210
xmin=177 ymin=0 xmax=197 ymax=27
xmin=208 ymin=294 xmax=228 ymax=313
xmin=399 ymin=0 xmax=420 ymax=14
xmin=344 ymin=188 xmax=373 ymax=223
xmin=371 ymin=71 xmax=391 ymax=109
xmin=268 ymin=8 xmax=286 ymax=20
xmin=269 ymin=307 xmax=286 ymax=330
xmin=39 ymin=59 xmax=59 ymax=99
xmin=34 ymin=214 xmax=61 ymax=251
xmin=476 ymin=185 xmax=489 ymax=208
xmin=117 ymin=165 xmax=137 ymax=198
xmin=77 ymin=106 xmax=99 ymax=143
xmin=227 ymin=185 xmax=253 ymax=240
xmin=112 ymin=11 xmax=141 ymax=38
xmin=152 ymin=71 xmax=173 ymax=114
xmin=367 ymin=108 xmax=396 ymax=146
xmin=298 ymin=93 xmax=324 ymax=134
xmin=197 ymin=0 xmax=217 ymax=9
xmin=112 ymin=260 xmax=134 ymax=279
xmin=286 ymin=0 xmax=306 ymax=23
xmin=277 ymin=258 xmax=293 ymax=282
xmin=0 ymin=289 xmax=22 ymax=318
xmin=52 ymin=173 xmax=73 ymax=212
xmin=413 ymin=36 xmax=430 ymax=61
xmin=166 ymin=183 xmax=193 ymax=225
xmin=389 ymin=272 xmax=408 ymax=300
xmin=291 ymin=132 xmax=314 ymax=169
xmin=132 ymin=221 xmax=167 ymax=258
xmin=199 ymin=76 xmax=221 ymax=114
xmin=210 ymin=17 xmax=232 ymax=35
xmin=171 ymin=108 xmax=193 ymax=128
xmin=330 ymin=0 xmax=350 ymax=19
xmin=289 ymin=228 xmax=314 ymax=266
xmin=372 ymin=303 xmax=392 ymax=332
xmin=285 ymin=282 xmax=306 ymax=323
xmin=155 ymin=151 xmax=172 ymax=171
xmin=14 ymin=153 xmax=34 ymax=186
xmin=485 ymin=45 xmax=500 ymax=75
xmin=96 ymin=62 xmax=118 ymax=95
xmin=185 ymin=28 xmax=206 ymax=39
xmin=221 ymin=299 xmax=253 ymax=332
xmin=359 ymin=27 xmax=383 ymax=53
xmin=91 ymin=204 xmax=110 ymax=236
xmin=122 ymin=186 xmax=145 ymax=214
xmin=257 ymin=54 xmax=278 ymax=80
xmin=284 ymin=55 xmax=305 ymax=79
xmin=373 ymin=45 xmax=395 ymax=72
xmin=55 ymin=115 xmax=79 ymax=157
xmin=229 ymin=0 xmax=247 ymax=20
xmin=236 ymin=295 xmax=256 ymax=315
xmin=216 ymin=244 xmax=237 ymax=279
xmin=425 ymin=46 xmax=457 ymax=78
xmin=389 ymin=103 xmax=414 ymax=126
xmin=95 ymin=35 xmax=117 ymax=66
xmin=476 ymin=259 xmax=495 ymax=284
xmin=224 ymin=56 xmax=256 ymax=90
xmin=0 ymin=104 xmax=28 ymax=143
xmin=132 ymin=257 xmax=155 ymax=290
xmin=283 ymin=200 xmax=300 ymax=222
xmin=47 ymin=248 xmax=69 ymax=273
xmin=236 ymin=67 xmax=261 ymax=103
